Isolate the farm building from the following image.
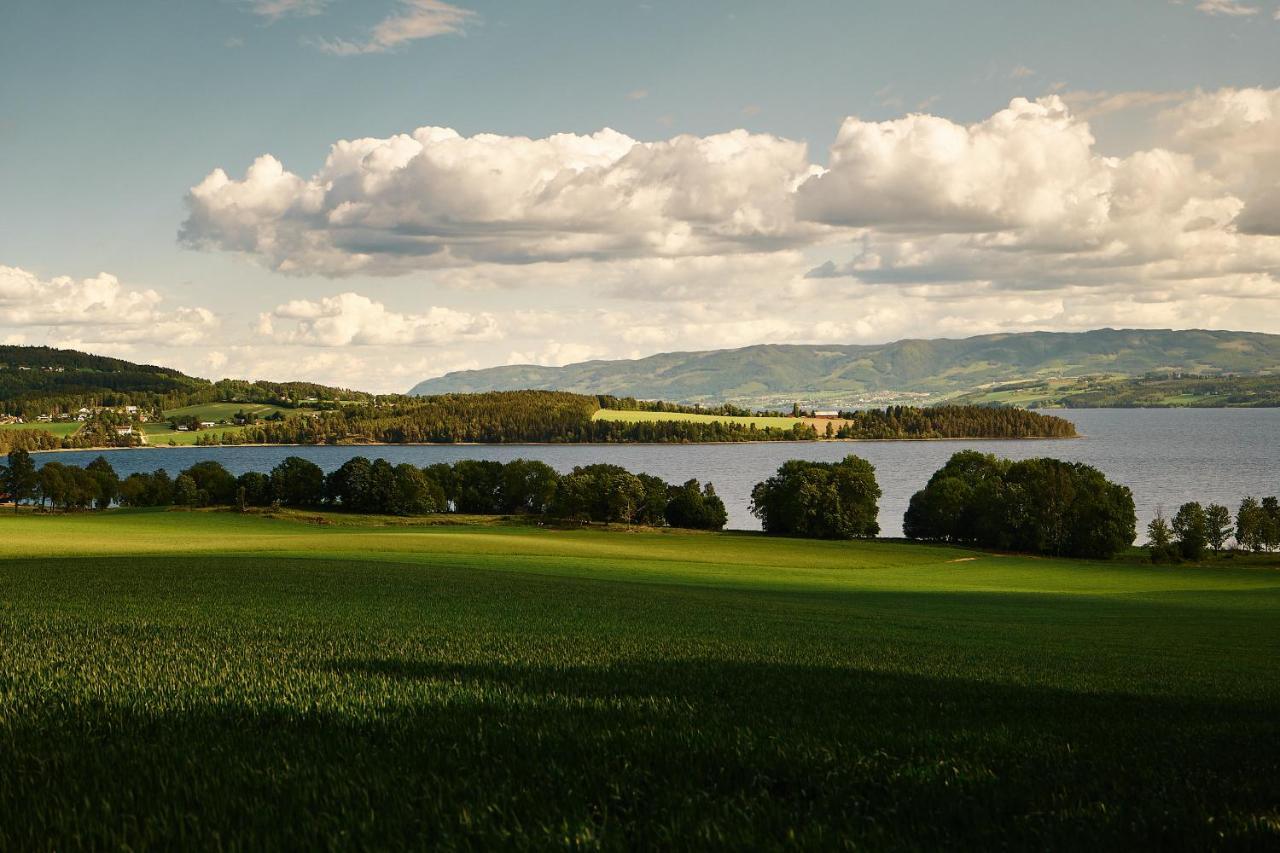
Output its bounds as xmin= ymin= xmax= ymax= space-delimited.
xmin=814 ymin=410 xmax=840 ymax=419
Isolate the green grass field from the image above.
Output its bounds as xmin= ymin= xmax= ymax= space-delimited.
xmin=0 ymin=420 xmax=81 ymax=437
xmin=161 ymin=401 xmax=311 ymax=422
xmin=142 ymin=422 xmax=250 ymax=446
xmin=593 ymin=408 xmax=805 ymax=428
xmin=144 ymin=402 xmax=316 ymax=445
xmin=0 ymin=510 xmax=1277 ymax=848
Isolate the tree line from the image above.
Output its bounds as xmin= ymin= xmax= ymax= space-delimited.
xmin=0 ymin=450 xmax=727 ymax=531
xmin=15 ymin=446 xmax=1271 ymax=564
xmin=901 ymin=451 xmax=1137 ymax=558
xmin=184 ymin=393 xmax=1078 ymax=446
xmin=831 ymin=406 xmax=1077 ymax=439
xmin=1146 ymin=497 xmax=1280 ymax=562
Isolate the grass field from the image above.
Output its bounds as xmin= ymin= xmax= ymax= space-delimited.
xmin=142 ymin=422 xmax=251 ymax=446
xmin=593 ymin=408 xmax=845 ymax=432
xmin=0 ymin=511 xmax=1277 ymax=848
xmin=0 ymin=420 xmax=81 ymax=437
xmin=144 ymin=402 xmax=316 ymax=445
xmin=161 ymin=401 xmax=312 ymax=422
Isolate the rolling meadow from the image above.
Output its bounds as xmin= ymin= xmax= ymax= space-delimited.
xmin=0 ymin=509 xmax=1276 ymax=848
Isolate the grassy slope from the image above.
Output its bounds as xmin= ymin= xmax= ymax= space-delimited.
xmin=0 ymin=511 xmax=1277 ymax=848
xmin=142 ymin=422 xmax=250 ymax=445
xmin=592 ymin=408 xmax=802 ymax=429
xmin=144 ymin=402 xmax=316 ymax=445
xmin=161 ymin=401 xmax=310 ymax=421
xmin=0 ymin=421 xmax=81 ymax=437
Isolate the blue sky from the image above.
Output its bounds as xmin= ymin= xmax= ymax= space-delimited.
xmin=2 ymin=1 xmax=1279 ymax=390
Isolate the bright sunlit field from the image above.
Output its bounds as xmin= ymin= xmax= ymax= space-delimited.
xmin=0 ymin=421 xmax=81 ymax=437
xmin=0 ymin=510 xmax=1276 ymax=848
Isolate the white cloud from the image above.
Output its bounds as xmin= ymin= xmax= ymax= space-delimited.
xmin=246 ymin=0 xmax=328 ymax=21
xmin=310 ymin=0 xmax=475 ymax=55
xmin=172 ymin=88 xmax=1280 ymax=383
xmin=1161 ymin=87 xmax=1280 ymax=234
xmin=626 ymin=89 xmax=649 ymax=101
xmin=797 ymin=96 xmax=1111 ymax=235
xmin=260 ymin=291 xmax=500 ymax=346
xmin=1194 ymin=0 xmax=1259 ymax=15
xmin=0 ymin=266 xmax=218 ymax=346
xmin=1010 ymin=65 xmax=1035 ymax=79
xmin=181 ymin=126 xmax=823 ymax=274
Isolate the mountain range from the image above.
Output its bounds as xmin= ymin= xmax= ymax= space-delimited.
xmin=409 ymin=329 xmax=1280 ymax=405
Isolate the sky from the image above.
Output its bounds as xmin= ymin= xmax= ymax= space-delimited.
xmin=2 ymin=0 xmax=1279 ymax=392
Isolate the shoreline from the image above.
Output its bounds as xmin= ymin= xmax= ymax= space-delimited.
xmin=29 ymin=434 xmax=1084 ymax=455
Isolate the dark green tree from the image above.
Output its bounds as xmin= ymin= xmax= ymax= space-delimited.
xmin=84 ymin=456 xmax=119 ymax=509
xmin=270 ymin=456 xmax=325 ymax=507
xmin=1236 ymin=497 xmax=1266 ymax=552
xmin=634 ymin=473 xmax=670 ymax=527
xmin=388 ymin=463 xmax=445 ymax=515
xmin=1172 ymin=501 xmax=1208 ymax=561
xmin=5 ymin=449 xmax=37 ymax=511
xmin=1263 ymin=497 xmax=1280 ymax=552
xmin=1205 ymin=504 xmax=1232 ymax=553
xmin=180 ymin=460 xmax=237 ymax=505
xmin=452 ymin=460 xmax=505 ymax=514
xmin=664 ymin=479 xmax=728 ymax=531
xmin=326 ymin=456 xmax=374 ymax=510
xmin=750 ymin=455 xmax=880 ymax=539
xmin=174 ymin=473 xmax=199 ymax=507
xmin=236 ymin=471 xmax=274 ymax=507
xmin=905 ymin=454 xmax=1134 ymax=559
xmin=1147 ymin=509 xmax=1177 ymax=563
xmin=499 ymin=459 xmax=560 ymax=515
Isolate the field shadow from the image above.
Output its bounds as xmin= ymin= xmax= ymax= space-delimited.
xmin=3 ymin=657 xmax=1276 ymax=850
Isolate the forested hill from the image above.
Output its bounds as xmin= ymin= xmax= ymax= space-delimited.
xmin=0 ymin=345 xmax=373 ymax=416
xmin=408 ymin=329 xmax=1280 ymax=404
xmin=0 ymin=345 xmax=204 ymax=409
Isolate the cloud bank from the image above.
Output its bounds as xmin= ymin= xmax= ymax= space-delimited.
xmin=0 ymin=266 xmax=217 ymax=346
xmin=181 ymin=88 xmax=1280 ymax=306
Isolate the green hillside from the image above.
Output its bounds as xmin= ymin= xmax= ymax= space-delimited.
xmin=951 ymin=373 xmax=1280 ymax=408
xmin=0 ymin=345 xmax=374 ymax=418
xmin=409 ymin=328 xmax=1280 ymax=405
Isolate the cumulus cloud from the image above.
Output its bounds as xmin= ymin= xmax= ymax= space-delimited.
xmin=181 ymin=126 xmax=823 ymax=274
xmin=176 ymin=87 xmax=1280 ymax=374
xmin=796 ymin=96 xmax=1112 ymax=235
xmin=0 ymin=266 xmax=218 ymax=346
xmin=1194 ymin=0 xmax=1259 ymax=15
xmin=310 ymin=0 xmax=475 ymax=55
xmin=1160 ymin=87 xmax=1280 ymax=235
xmin=259 ymin=291 xmax=500 ymax=346
xmin=801 ymin=90 xmax=1280 ymax=305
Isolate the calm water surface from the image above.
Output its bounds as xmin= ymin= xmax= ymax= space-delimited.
xmin=38 ymin=409 xmax=1280 ymax=536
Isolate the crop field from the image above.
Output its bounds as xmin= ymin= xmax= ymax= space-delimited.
xmin=0 ymin=421 xmax=81 ymax=437
xmin=593 ymin=408 xmax=848 ymax=431
xmin=0 ymin=511 xmax=1277 ymax=848
xmin=142 ymin=422 xmax=251 ymax=446
xmin=161 ymin=401 xmax=313 ymax=422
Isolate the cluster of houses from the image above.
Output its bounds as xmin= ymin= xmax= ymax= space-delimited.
xmin=18 ymin=404 xmax=150 ymax=424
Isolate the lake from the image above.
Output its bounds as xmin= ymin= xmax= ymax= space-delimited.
xmin=36 ymin=409 xmax=1280 ymax=536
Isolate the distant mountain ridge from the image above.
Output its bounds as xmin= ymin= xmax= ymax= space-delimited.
xmin=409 ymin=329 xmax=1280 ymax=403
